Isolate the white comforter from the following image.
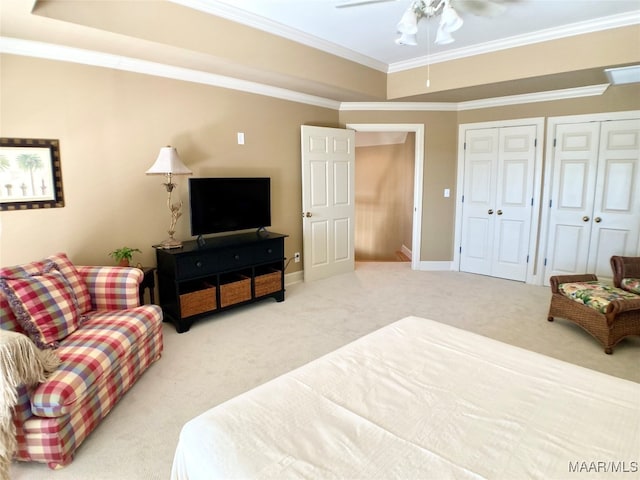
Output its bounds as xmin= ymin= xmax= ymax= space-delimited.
xmin=171 ymin=316 xmax=640 ymax=479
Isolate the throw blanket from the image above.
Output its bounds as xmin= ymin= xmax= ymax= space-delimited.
xmin=0 ymin=330 xmax=60 ymax=480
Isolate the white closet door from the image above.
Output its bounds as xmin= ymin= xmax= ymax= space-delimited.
xmin=587 ymin=118 xmax=640 ymax=278
xmin=460 ymin=125 xmax=536 ymax=281
xmin=544 ymin=122 xmax=600 ymax=281
xmin=459 ymin=128 xmax=498 ymax=276
xmin=492 ymin=125 xmax=537 ymax=281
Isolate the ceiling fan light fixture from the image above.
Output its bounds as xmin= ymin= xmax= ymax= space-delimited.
xmin=435 ymin=24 xmax=455 ymax=44
xmin=397 ymin=8 xmax=419 ymax=34
xmin=396 ymin=32 xmax=418 ymax=46
xmin=440 ymin=4 xmax=463 ymax=32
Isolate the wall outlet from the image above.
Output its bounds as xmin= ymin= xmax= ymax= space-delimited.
xmin=294 ymin=252 xmax=301 ymax=263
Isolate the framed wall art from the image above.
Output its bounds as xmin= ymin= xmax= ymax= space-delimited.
xmin=0 ymin=138 xmax=65 ymax=211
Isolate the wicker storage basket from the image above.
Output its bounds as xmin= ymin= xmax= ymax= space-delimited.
xmin=220 ymin=275 xmax=251 ymax=308
xmin=180 ymin=284 xmax=216 ymax=318
xmin=255 ymin=269 xmax=282 ymax=297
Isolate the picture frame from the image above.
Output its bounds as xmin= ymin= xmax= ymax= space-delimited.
xmin=0 ymin=138 xmax=65 ymax=211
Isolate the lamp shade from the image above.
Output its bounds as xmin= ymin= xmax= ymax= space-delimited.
xmin=440 ymin=5 xmax=463 ymax=33
xmin=396 ymin=8 xmax=418 ymax=34
xmin=396 ymin=33 xmax=418 ymax=46
xmin=146 ymin=146 xmax=192 ymax=175
xmin=435 ymin=24 xmax=455 ymax=45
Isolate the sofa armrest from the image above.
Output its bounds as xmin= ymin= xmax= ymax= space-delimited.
xmin=77 ymin=266 xmax=142 ymax=311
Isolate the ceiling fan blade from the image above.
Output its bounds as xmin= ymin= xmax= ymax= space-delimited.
xmin=335 ymin=0 xmax=398 ymax=8
xmin=452 ymin=0 xmax=507 ymax=17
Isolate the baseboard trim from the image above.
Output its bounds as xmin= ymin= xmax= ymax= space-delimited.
xmin=285 ymin=270 xmax=304 ymax=286
xmin=416 ymin=261 xmax=453 ymax=271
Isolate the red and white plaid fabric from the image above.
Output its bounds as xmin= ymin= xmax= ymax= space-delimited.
xmin=1 ymin=257 xmax=163 ymax=470
xmin=0 ymin=262 xmax=85 ymax=348
xmin=0 ymin=253 xmax=93 ymax=332
xmin=13 ymin=307 xmax=163 ymax=468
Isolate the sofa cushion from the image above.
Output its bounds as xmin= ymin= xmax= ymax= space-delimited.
xmin=0 ymin=253 xmax=92 ymax=316
xmin=29 ymin=305 xmax=161 ymax=417
xmin=559 ymin=281 xmax=639 ymax=314
xmin=621 ymin=278 xmax=640 ymax=295
xmin=0 ymin=262 xmax=85 ymax=349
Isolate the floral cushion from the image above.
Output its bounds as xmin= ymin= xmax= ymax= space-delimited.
xmin=621 ymin=278 xmax=640 ymax=295
xmin=559 ymin=281 xmax=639 ymax=314
xmin=0 ymin=261 xmax=86 ymax=349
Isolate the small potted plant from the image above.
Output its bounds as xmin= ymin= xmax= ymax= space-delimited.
xmin=109 ymin=247 xmax=142 ymax=267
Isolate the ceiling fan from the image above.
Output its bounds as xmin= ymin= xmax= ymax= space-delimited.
xmin=336 ymin=0 xmax=508 ymax=46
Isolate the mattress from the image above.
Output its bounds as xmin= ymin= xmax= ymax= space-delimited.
xmin=171 ymin=316 xmax=640 ymax=480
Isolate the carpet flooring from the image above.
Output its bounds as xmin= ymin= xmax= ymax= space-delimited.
xmin=11 ymin=263 xmax=640 ymax=479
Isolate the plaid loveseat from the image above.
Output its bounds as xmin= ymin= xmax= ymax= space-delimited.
xmin=0 ymin=253 xmax=163 ymax=470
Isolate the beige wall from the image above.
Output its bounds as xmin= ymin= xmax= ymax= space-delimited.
xmin=341 ymin=110 xmax=459 ymax=261
xmin=29 ymin=0 xmax=387 ymax=102
xmin=354 ymin=134 xmax=414 ymax=261
xmin=0 ymin=54 xmax=337 ymax=270
xmin=388 ymin=26 xmax=640 ymax=100
xmin=341 ymin=85 xmax=640 ymax=263
xmin=2 ymin=54 xmax=639 ymax=270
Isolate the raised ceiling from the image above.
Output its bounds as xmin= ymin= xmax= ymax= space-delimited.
xmin=183 ymin=0 xmax=640 ymax=69
xmin=0 ymin=0 xmax=639 ymax=104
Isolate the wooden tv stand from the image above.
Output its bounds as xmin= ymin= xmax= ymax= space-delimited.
xmin=155 ymin=231 xmax=287 ymax=333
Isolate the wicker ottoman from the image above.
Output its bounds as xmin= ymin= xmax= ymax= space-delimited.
xmin=547 ymin=274 xmax=640 ymax=354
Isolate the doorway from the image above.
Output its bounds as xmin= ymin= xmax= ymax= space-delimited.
xmin=347 ymin=124 xmax=425 ymax=271
xmin=354 ymin=131 xmax=415 ymax=262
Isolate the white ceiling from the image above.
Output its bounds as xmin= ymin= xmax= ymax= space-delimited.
xmin=174 ymin=0 xmax=640 ymax=71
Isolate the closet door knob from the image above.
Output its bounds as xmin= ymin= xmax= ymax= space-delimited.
xmin=497 ymin=210 xmax=503 ymax=216
xmin=582 ymin=216 xmax=590 ymax=222
xmin=488 ymin=209 xmax=494 ymax=215
xmin=594 ymin=217 xmax=602 ymax=223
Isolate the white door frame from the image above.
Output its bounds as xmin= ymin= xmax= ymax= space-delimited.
xmin=537 ymin=110 xmax=640 ymax=284
xmin=346 ymin=123 xmax=424 ymax=271
xmin=454 ymin=117 xmax=545 ymax=285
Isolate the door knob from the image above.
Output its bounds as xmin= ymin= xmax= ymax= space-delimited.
xmin=497 ymin=210 xmax=503 ymax=216
xmin=594 ymin=217 xmax=602 ymax=223
xmin=305 ymin=212 xmax=312 ymax=218
xmin=582 ymin=216 xmax=590 ymax=222
xmin=488 ymin=209 xmax=494 ymax=215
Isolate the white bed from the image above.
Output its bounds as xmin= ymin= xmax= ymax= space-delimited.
xmin=171 ymin=316 xmax=640 ymax=480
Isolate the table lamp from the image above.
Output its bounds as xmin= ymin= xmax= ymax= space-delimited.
xmin=146 ymin=146 xmax=192 ymax=248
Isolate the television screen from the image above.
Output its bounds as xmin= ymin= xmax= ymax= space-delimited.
xmin=189 ymin=177 xmax=271 ymax=236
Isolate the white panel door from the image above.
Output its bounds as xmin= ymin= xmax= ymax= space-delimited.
xmin=587 ymin=118 xmax=640 ymax=278
xmin=301 ymin=126 xmax=355 ymax=282
xmin=460 ymin=126 xmax=536 ymax=281
xmin=492 ymin=125 xmax=537 ymax=281
xmin=459 ymin=128 xmax=498 ymax=276
xmin=544 ymin=122 xmax=600 ymax=281
xmin=544 ymin=118 xmax=640 ymax=283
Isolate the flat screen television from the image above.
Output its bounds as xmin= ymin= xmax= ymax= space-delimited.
xmin=189 ymin=177 xmax=271 ymax=237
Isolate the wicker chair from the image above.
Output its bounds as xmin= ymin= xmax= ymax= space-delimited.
xmin=547 ymin=273 xmax=640 ymax=354
xmin=611 ymin=255 xmax=640 ymax=292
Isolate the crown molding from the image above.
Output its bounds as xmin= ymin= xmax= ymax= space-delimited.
xmin=0 ymin=37 xmax=611 ymax=113
xmin=456 ymin=84 xmax=610 ymax=111
xmin=0 ymin=37 xmax=341 ymax=110
xmin=340 ymin=102 xmax=457 ymax=111
xmin=169 ymin=2 xmax=638 ymax=74
xmin=169 ymin=0 xmax=388 ymax=72
xmin=341 ymin=84 xmax=610 ymax=111
xmin=388 ymin=11 xmax=640 ymax=73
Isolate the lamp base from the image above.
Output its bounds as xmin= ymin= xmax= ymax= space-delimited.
xmin=157 ymin=237 xmax=183 ymax=249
